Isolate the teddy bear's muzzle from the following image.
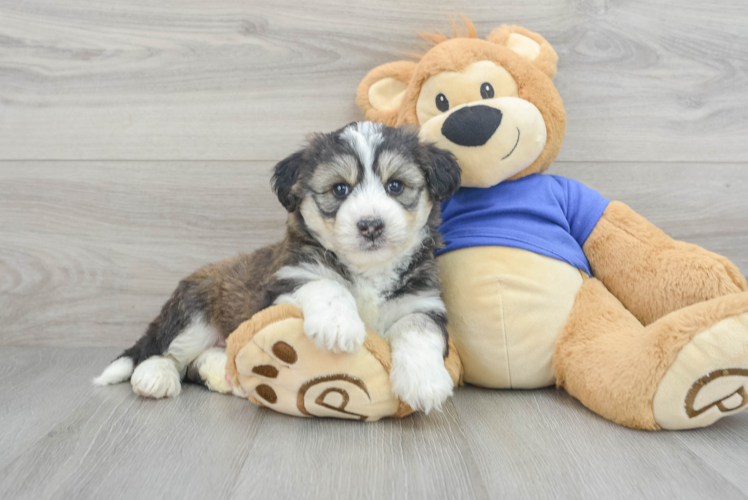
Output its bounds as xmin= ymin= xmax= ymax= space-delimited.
xmin=419 ymin=97 xmax=547 ymax=188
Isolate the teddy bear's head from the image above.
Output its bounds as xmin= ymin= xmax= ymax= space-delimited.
xmin=357 ymin=19 xmax=566 ymax=188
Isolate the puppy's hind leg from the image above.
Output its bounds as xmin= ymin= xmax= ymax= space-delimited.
xmin=132 ymin=314 xmax=220 ymax=399
xmin=95 ymin=279 xmax=220 ymax=399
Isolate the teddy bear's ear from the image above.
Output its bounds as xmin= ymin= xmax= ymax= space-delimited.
xmin=486 ymin=25 xmax=558 ymax=79
xmin=356 ymin=61 xmax=416 ymax=126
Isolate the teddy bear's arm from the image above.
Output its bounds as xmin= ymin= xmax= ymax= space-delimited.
xmin=582 ymin=200 xmax=747 ymax=325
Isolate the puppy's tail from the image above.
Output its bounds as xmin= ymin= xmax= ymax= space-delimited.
xmin=93 ymin=355 xmax=135 ymax=386
xmin=93 ymin=325 xmax=164 ymax=386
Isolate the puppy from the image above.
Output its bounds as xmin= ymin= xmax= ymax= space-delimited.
xmin=94 ymin=122 xmax=461 ymax=413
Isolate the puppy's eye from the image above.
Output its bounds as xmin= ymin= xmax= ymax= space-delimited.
xmin=386 ymin=180 xmax=404 ymax=196
xmin=480 ymin=82 xmax=494 ymax=99
xmin=435 ymin=93 xmax=449 ymax=112
xmin=332 ymin=183 xmax=350 ymax=199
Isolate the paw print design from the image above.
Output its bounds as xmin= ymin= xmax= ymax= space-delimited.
xmin=225 ymin=304 xmax=413 ymax=421
xmin=685 ymin=369 xmax=748 ymax=418
xmin=654 ymin=310 xmax=748 ymax=429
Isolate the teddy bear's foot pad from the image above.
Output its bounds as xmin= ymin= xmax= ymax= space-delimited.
xmin=654 ymin=311 xmax=748 ymax=429
xmin=229 ymin=309 xmax=407 ymax=421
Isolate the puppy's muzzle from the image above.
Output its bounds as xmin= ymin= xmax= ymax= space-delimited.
xmin=441 ymin=105 xmax=503 ymax=147
xmin=357 ymin=218 xmax=385 ymax=242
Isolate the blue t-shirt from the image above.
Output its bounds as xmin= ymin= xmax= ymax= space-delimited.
xmin=436 ymin=174 xmax=610 ymax=275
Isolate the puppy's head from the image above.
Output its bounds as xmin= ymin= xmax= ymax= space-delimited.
xmin=272 ymin=122 xmax=461 ymax=270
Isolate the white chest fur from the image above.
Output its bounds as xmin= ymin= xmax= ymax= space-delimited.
xmin=350 ymin=272 xmax=396 ymax=334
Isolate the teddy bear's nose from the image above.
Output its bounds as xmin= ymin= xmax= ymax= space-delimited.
xmin=441 ymin=105 xmax=503 ymax=147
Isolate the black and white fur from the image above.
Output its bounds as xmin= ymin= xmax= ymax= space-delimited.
xmin=94 ymin=122 xmax=461 ymax=413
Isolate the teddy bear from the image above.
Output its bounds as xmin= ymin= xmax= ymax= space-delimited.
xmin=225 ymin=18 xmax=748 ymax=430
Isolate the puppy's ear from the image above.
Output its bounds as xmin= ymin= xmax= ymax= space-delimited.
xmin=271 ymin=150 xmax=304 ymax=212
xmin=420 ymin=144 xmax=461 ymax=202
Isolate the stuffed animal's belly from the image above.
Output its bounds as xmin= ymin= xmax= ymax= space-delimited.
xmin=438 ymin=246 xmax=584 ymax=389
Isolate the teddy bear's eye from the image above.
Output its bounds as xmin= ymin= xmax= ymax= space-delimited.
xmin=435 ymin=93 xmax=449 ymax=112
xmin=480 ymin=82 xmax=495 ymax=99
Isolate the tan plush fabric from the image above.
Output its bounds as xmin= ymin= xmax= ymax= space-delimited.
xmin=554 ymin=279 xmax=748 ymax=430
xmin=584 ymin=201 xmax=747 ymax=326
xmin=368 ymin=78 xmax=407 ymax=112
xmin=395 ymin=38 xmax=566 ymax=180
xmin=356 ymin=61 xmax=416 ymax=127
xmin=225 ymin=303 xmax=302 ymax=387
xmin=654 ymin=312 xmax=748 ymax=429
xmin=230 ymin=310 xmax=400 ymax=421
xmin=486 ymin=25 xmax=559 ymax=79
xmin=419 ymin=96 xmax=548 ymax=187
xmin=414 ymin=60 xmax=519 ymax=124
xmin=225 ymin=304 xmax=462 ymax=421
xmin=439 ymin=246 xmax=582 ymax=388
xmin=354 ymin=19 xmax=748 ymax=430
xmin=355 ymin=24 xmax=567 ymax=182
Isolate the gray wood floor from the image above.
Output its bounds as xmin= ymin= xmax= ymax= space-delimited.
xmin=1 ymin=0 xmax=748 ymax=498
xmin=1 ymin=347 xmax=747 ymax=500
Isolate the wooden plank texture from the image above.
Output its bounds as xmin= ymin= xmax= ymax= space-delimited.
xmin=1 ymin=347 xmax=747 ymax=500
xmin=227 ymin=402 xmax=487 ymax=500
xmin=0 ymin=347 xmax=269 ymax=500
xmin=1 ymin=160 xmax=746 ymax=346
xmin=1 ymin=0 xmax=748 ymax=162
xmin=1 ymin=0 xmax=748 ymax=498
xmin=451 ymin=386 xmax=748 ymax=500
xmin=0 ymin=347 xmax=114 ymax=470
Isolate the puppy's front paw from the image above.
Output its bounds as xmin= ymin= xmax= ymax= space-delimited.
xmin=390 ymin=350 xmax=453 ymax=414
xmin=303 ymin=303 xmax=366 ymax=353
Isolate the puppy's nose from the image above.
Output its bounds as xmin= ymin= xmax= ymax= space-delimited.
xmin=357 ymin=218 xmax=385 ymax=240
xmin=441 ymin=105 xmax=503 ymax=147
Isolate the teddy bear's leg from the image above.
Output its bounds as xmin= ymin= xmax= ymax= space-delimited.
xmin=225 ymin=305 xmax=463 ymax=421
xmin=554 ymin=278 xmax=748 ymax=430
xmin=584 ymin=201 xmax=747 ymax=325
